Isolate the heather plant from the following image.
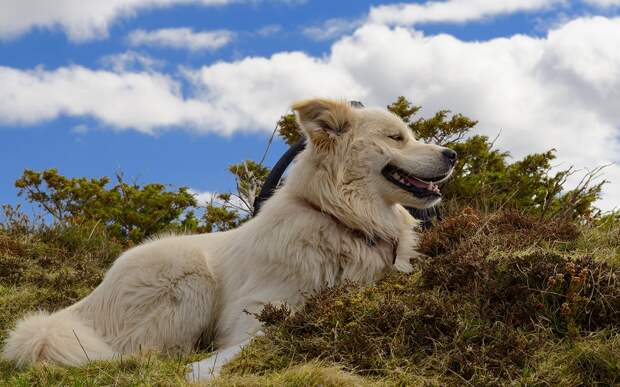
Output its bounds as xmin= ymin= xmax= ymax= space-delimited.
xmin=225 ymin=209 xmax=620 ymax=385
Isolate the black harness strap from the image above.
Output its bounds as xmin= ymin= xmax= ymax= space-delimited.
xmin=253 ymin=139 xmax=306 ymax=216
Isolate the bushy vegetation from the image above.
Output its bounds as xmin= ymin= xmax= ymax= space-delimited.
xmin=230 ymin=209 xmax=619 ymax=385
xmin=1 ymin=97 xmax=618 ymax=385
xmin=14 ymin=169 xmax=198 ymax=244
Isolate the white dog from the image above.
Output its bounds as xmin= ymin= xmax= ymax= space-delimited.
xmin=2 ymin=99 xmax=455 ymax=380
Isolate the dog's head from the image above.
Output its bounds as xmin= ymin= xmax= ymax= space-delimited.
xmin=291 ymin=98 xmax=456 ymax=210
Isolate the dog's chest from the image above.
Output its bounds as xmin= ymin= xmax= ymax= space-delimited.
xmin=321 ymin=234 xmax=395 ymax=285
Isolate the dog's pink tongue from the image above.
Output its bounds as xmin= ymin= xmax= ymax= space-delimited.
xmin=407 ymin=176 xmax=441 ymax=193
xmin=407 ymin=176 xmax=430 ymax=189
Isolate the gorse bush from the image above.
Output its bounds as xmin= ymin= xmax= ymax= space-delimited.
xmin=14 ymin=169 xmax=198 ymax=244
xmin=14 ymin=160 xmax=271 ymax=241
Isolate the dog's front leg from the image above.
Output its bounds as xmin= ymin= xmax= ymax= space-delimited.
xmin=186 ymin=338 xmax=251 ymax=382
xmin=393 ymin=206 xmax=421 ymax=273
xmin=394 ymin=242 xmax=416 ymax=273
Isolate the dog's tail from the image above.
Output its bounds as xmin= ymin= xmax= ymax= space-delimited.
xmin=2 ymin=310 xmax=115 ymax=367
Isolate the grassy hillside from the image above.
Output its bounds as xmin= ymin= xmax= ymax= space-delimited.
xmin=1 ymin=208 xmax=619 ymax=386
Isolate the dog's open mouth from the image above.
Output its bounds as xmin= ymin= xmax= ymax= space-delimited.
xmin=382 ymin=164 xmax=446 ymax=198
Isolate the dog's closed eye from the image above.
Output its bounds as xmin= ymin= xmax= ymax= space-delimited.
xmin=388 ymin=134 xmax=404 ymax=142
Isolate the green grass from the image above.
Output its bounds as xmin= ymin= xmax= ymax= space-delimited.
xmin=1 ymin=209 xmax=619 ymax=386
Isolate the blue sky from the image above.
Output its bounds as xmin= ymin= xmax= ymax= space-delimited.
xmin=2 ymin=0 xmax=620 ymax=213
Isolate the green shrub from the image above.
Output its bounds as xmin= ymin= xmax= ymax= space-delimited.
xmin=14 ymin=169 xmax=197 ymax=244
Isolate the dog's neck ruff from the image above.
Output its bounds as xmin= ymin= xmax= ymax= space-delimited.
xmin=299 ymin=197 xmax=399 ymax=265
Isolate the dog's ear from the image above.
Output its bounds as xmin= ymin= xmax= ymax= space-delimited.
xmin=292 ymin=99 xmax=353 ymax=149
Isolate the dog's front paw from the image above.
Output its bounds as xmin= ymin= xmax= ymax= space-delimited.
xmin=186 ymin=355 xmax=222 ymax=382
xmin=394 ymin=257 xmax=414 ymax=273
xmin=186 ymin=341 xmax=249 ymax=382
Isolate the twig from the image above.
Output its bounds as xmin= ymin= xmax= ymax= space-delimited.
xmin=446 ymin=367 xmax=475 ymax=386
xmin=259 ymin=117 xmax=283 ymax=166
xmin=72 ymin=329 xmax=91 ymax=362
xmin=87 ymin=219 xmax=102 ymax=240
xmin=488 ymin=129 xmax=503 ymax=150
xmin=474 ymin=189 xmax=519 ymax=237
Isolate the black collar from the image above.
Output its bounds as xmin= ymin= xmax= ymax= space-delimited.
xmin=300 ymin=198 xmax=399 ymax=265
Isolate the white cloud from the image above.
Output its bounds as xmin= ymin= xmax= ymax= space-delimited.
xmin=305 ymin=0 xmax=567 ymax=42
xmin=0 ymin=52 xmax=361 ymax=135
xmin=184 ymin=52 xmax=365 ymax=132
xmin=584 ymin=0 xmax=620 ymax=7
xmin=1 ymin=14 xmax=619 ymax=209
xmin=128 ymin=28 xmax=233 ymax=51
xmin=302 ymin=18 xmax=362 ymax=41
xmin=99 ymin=51 xmax=165 ymax=72
xmin=0 ymin=0 xmax=233 ymax=42
xmin=0 ymin=65 xmax=211 ymax=133
xmin=188 ymin=189 xmax=216 ymax=206
xmin=188 ymin=189 xmax=250 ymax=212
xmin=369 ymin=0 xmax=565 ymax=26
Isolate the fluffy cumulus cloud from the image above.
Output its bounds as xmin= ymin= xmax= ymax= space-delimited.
xmin=369 ymin=0 xmax=565 ymax=26
xmin=0 ymin=0 xmax=232 ymax=41
xmin=188 ymin=17 xmax=620 ymax=207
xmin=1 ymin=12 xmax=619 ymax=208
xmin=0 ymin=52 xmax=362 ymax=135
xmin=0 ymin=65 xmax=211 ymax=133
xmin=185 ymin=52 xmax=365 ymax=132
xmin=128 ymin=28 xmax=234 ymax=51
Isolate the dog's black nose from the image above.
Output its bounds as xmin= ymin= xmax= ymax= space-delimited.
xmin=442 ymin=148 xmax=457 ymax=165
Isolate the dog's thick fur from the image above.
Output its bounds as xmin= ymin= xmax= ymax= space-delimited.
xmin=2 ymin=99 xmax=454 ymax=379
